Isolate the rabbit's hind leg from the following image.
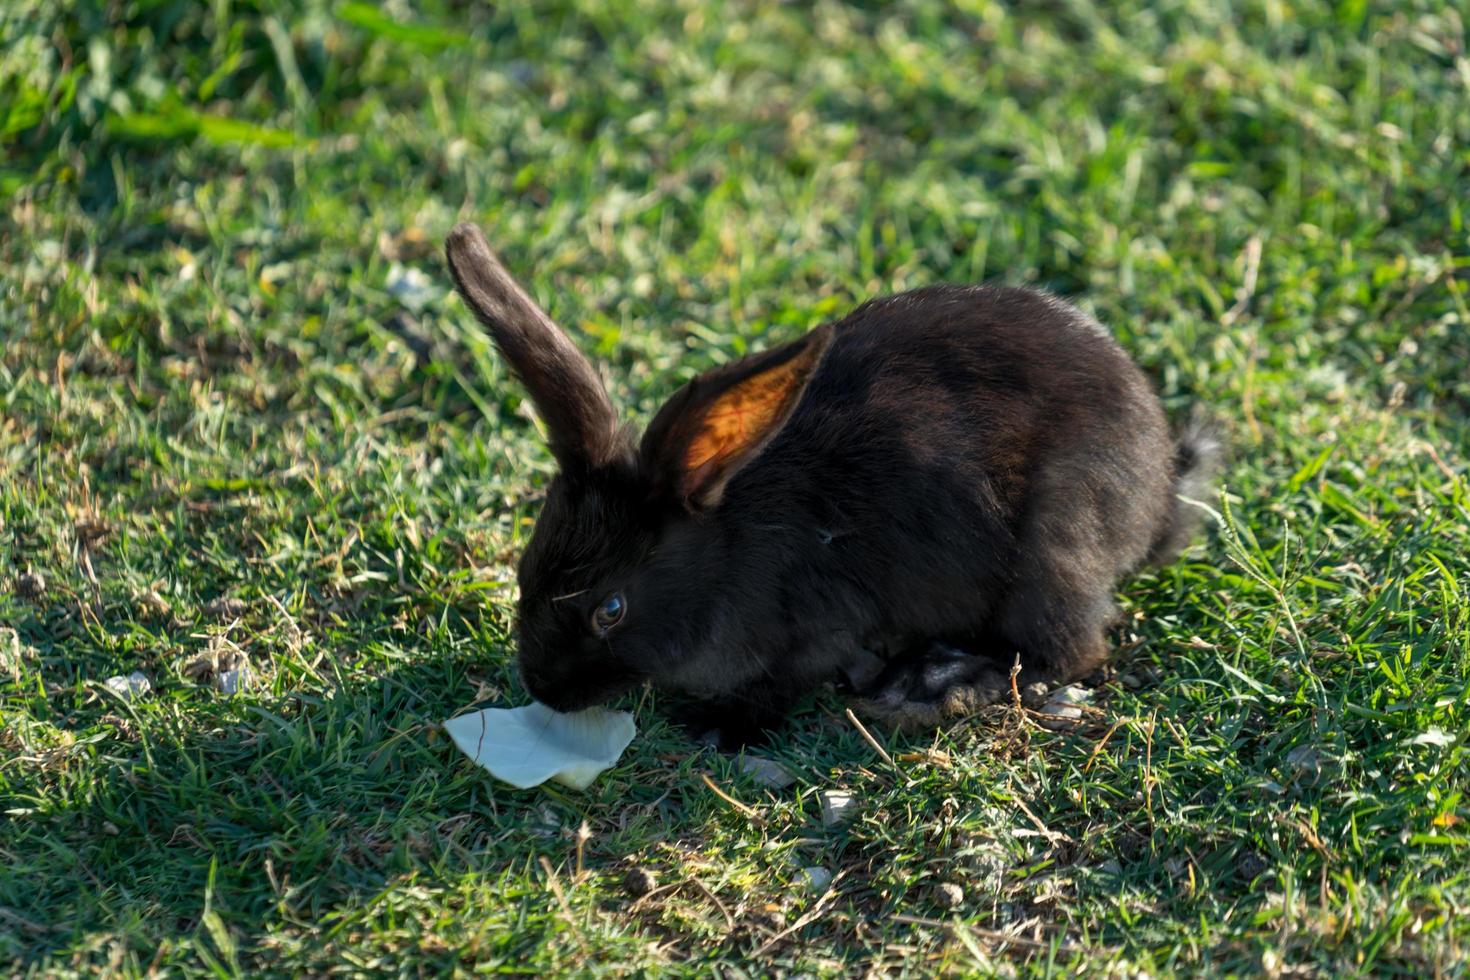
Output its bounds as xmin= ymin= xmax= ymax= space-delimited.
xmin=854 ymin=640 xmax=1012 ymax=731
xmin=990 ymin=528 xmax=1116 ymax=690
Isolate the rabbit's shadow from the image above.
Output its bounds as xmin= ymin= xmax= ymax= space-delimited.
xmin=10 ymin=643 xmax=891 ymax=965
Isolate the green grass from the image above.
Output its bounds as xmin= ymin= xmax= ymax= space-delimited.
xmin=3 ymin=0 xmax=1468 ymax=974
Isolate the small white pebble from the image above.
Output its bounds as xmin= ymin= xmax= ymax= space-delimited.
xmin=386 ymin=264 xmax=438 ymax=311
xmin=203 ymin=596 xmax=247 ymax=620
xmin=819 ymin=789 xmax=857 ymax=826
xmin=1036 ymin=685 xmax=1090 ymax=729
xmin=216 ymin=666 xmax=251 ymax=695
xmin=800 ymin=866 xmax=832 ymax=892
xmin=1036 ymin=701 xmax=1083 ymax=731
xmin=739 ymin=755 xmax=796 ymax=789
xmin=104 ymin=671 xmax=151 ymax=700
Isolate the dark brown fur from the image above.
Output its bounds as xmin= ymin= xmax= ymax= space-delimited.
xmin=445 ymin=223 xmax=1217 ymax=744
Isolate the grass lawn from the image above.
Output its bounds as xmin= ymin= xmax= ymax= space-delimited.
xmin=3 ymin=0 xmax=1468 ymax=974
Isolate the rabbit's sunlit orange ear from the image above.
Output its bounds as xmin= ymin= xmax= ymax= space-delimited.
xmin=682 ymin=350 xmax=818 ymax=485
xmin=643 ymin=326 xmax=833 ymax=511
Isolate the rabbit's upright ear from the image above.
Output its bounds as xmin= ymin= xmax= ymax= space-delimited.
xmin=642 ymin=325 xmax=833 ymax=511
xmin=445 ymin=223 xmax=620 ymax=467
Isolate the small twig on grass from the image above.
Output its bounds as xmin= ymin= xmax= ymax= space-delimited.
xmin=1286 ymin=816 xmax=1338 ymax=863
xmin=1222 ymin=237 xmax=1263 ymax=442
xmin=1081 ymin=720 xmax=1126 ymax=774
xmin=625 ymin=875 xmax=736 ymax=932
xmin=540 ymin=856 xmax=572 ymax=904
xmin=1142 ymin=709 xmax=1157 ymax=827
xmin=750 ymin=872 xmax=847 ymax=957
xmin=572 ymin=821 xmax=591 ymax=881
xmin=1221 ymin=235 xmax=1262 ymax=327
xmin=53 ymin=350 xmax=68 ymax=404
xmin=1158 ymin=714 xmax=1191 ymax=747
xmin=891 ymin=914 xmax=1072 ymax=953
xmin=0 ymin=906 xmax=58 ymax=935
xmin=1010 ymin=792 xmax=1071 ymax=845
xmin=844 ymin=707 xmax=898 ymax=770
xmin=1240 ymin=329 xmax=1263 ymax=445
xmin=984 ymin=653 xmax=1034 ymax=762
xmin=263 ymin=592 xmax=303 ymax=639
xmin=626 ymin=882 xmax=682 ymax=914
xmin=689 ymin=878 xmax=736 ymax=932
xmin=1414 ymin=439 xmax=1462 ymax=485
xmin=701 ymin=773 xmax=766 ymax=826
xmin=538 ymin=855 xmax=586 ymax=952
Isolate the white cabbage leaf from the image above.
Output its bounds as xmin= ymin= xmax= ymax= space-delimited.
xmin=443 ymin=702 xmax=636 ymax=790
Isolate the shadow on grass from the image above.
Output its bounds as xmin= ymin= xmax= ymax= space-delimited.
xmin=0 ymin=637 xmax=896 ymax=968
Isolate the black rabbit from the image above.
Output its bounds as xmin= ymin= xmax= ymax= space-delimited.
xmin=445 ymin=223 xmax=1216 ymax=744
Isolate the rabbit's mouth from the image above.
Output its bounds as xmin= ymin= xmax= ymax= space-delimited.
xmin=524 ymin=668 xmax=641 ymax=714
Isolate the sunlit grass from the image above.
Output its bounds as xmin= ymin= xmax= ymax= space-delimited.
xmin=2 ymin=0 xmax=1467 ymax=974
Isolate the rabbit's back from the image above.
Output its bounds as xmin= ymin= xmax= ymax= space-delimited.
xmin=717 ymin=284 xmax=1174 ymax=644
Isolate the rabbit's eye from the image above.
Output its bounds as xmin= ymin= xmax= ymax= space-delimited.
xmin=591 ymin=592 xmax=626 ymax=634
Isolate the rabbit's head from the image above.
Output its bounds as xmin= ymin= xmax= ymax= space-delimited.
xmin=445 ymin=224 xmax=831 ymax=711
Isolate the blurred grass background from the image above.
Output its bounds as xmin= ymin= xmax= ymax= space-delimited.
xmin=2 ymin=0 xmax=1468 ymax=975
